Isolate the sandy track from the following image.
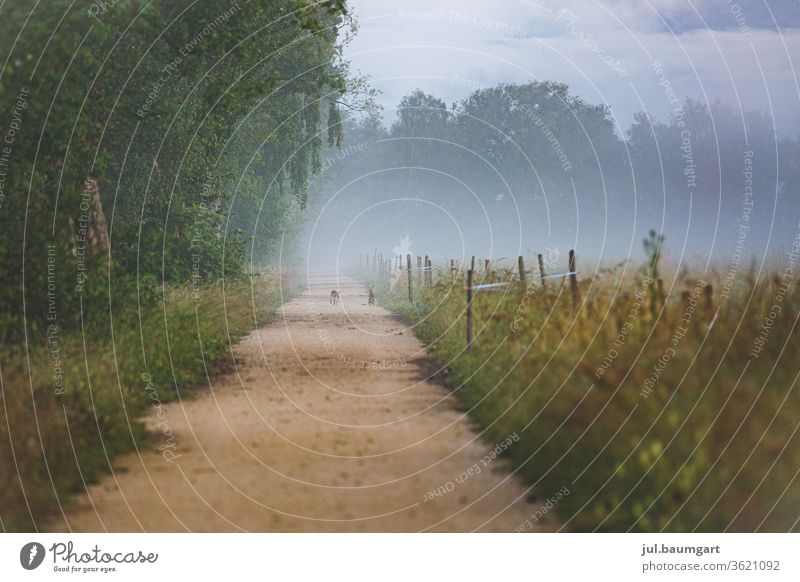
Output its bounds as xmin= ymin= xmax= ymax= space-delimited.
xmin=49 ymin=274 xmax=551 ymax=532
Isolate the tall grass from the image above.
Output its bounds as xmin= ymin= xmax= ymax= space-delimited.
xmin=383 ymin=258 xmax=800 ymax=531
xmin=0 ymin=271 xmax=293 ymax=531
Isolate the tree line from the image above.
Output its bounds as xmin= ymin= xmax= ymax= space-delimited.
xmin=309 ymin=83 xmax=797 ymax=264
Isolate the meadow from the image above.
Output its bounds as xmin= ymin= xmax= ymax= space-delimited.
xmin=380 ymin=246 xmax=800 ymax=532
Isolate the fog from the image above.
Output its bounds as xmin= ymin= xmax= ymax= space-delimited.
xmin=298 ymin=83 xmax=798 ymax=275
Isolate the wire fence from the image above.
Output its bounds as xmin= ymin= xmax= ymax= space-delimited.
xmin=360 ymin=251 xmax=714 ymax=351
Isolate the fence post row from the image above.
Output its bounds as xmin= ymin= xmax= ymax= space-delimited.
xmin=363 ymin=250 xmax=712 ymax=350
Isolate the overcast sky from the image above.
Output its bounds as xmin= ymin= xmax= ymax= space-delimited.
xmin=344 ymin=0 xmax=800 ymax=137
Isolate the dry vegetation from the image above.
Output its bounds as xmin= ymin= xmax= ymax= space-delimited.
xmin=382 ymin=249 xmax=800 ymax=532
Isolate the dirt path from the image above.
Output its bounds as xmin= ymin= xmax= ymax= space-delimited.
xmin=50 ymin=273 xmax=551 ymax=532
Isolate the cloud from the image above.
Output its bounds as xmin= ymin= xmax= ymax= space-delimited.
xmin=541 ymin=0 xmax=800 ymax=33
xmin=345 ymin=0 xmax=800 ymax=136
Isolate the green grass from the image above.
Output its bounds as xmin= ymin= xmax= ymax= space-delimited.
xmin=0 ymin=271 xmax=295 ymax=531
xmin=381 ymin=261 xmax=800 ymax=532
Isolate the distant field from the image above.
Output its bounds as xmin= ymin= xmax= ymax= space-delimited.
xmin=380 ymin=256 xmax=800 ymax=532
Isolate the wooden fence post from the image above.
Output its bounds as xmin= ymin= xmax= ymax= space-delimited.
xmin=424 ymin=255 xmax=429 ymax=287
xmin=427 ymin=258 xmax=432 ymax=287
xmin=407 ymin=254 xmax=413 ymax=302
xmin=466 ymin=269 xmax=474 ymax=352
xmin=569 ymin=249 xmax=579 ymax=311
xmin=417 ymin=256 xmax=422 ymax=284
xmin=450 ymin=259 xmax=456 ymax=280
xmin=538 ymin=253 xmax=546 ymax=289
xmin=485 ymin=259 xmax=490 ymax=276
xmin=518 ymin=256 xmax=526 ymax=288
xmin=471 ymin=255 xmax=476 ymax=272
